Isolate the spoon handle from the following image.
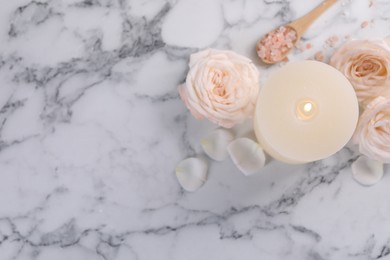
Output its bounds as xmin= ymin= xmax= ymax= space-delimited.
xmin=288 ymin=0 xmax=338 ymax=38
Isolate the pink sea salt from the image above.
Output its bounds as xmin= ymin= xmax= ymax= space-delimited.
xmin=256 ymin=26 xmax=297 ymax=63
xmin=361 ymin=21 xmax=369 ymax=28
xmin=314 ymin=51 xmax=324 ymax=62
xmin=326 ymin=35 xmax=339 ymax=47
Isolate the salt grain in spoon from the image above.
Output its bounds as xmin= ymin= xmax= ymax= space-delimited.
xmin=256 ymin=26 xmax=297 ymax=63
xmin=256 ymin=0 xmax=337 ymax=64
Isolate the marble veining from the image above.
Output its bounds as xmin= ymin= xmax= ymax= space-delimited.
xmin=0 ymin=0 xmax=389 ymax=259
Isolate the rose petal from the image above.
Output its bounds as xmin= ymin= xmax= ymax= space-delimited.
xmin=176 ymin=158 xmax=208 ymax=192
xmin=201 ymin=128 xmax=234 ymax=161
xmin=227 ymin=138 xmax=266 ymax=176
xmin=354 ymin=96 xmax=390 ymax=163
xmin=351 ymin=155 xmax=383 ymax=186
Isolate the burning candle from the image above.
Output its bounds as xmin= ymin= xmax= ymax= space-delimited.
xmin=254 ymin=60 xmax=359 ymax=163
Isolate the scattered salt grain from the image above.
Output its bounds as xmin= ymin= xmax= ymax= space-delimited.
xmin=345 ymin=35 xmax=352 ymax=41
xmin=296 ymin=42 xmax=306 ymax=52
xmin=361 ymin=21 xmax=369 ymax=28
xmin=326 ymin=35 xmax=339 ymax=47
xmin=314 ymin=51 xmax=324 ymax=62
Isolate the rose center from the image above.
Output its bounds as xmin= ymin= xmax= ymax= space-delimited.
xmin=356 ymin=60 xmax=378 ymax=76
xmin=374 ymin=115 xmax=390 ymax=136
xmin=355 ymin=58 xmax=388 ymax=78
xmin=210 ymin=70 xmax=228 ymax=96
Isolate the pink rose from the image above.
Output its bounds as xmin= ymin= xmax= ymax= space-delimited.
xmin=330 ymin=40 xmax=390 ymax=107
xmin=178 ymin=49 xmax=260 ymax=128
xmin=353 ymin=96 xmax=390 ymax=163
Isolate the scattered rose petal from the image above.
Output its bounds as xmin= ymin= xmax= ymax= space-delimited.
xmin=201 ymin=129 xmax=234 ymax=161
xmin=351 ymin=155 xmax=383 ymax=186
xmin=227 ymin=138 xmax=266 ymax=176
xmin=176 ymin=158 xmax=208 ymax=192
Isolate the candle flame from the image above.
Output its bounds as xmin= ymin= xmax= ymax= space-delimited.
xmin=296 ymin=99 xmax=317 ymax=121
xmin=303 ymin=102 xmax=313 ymax=113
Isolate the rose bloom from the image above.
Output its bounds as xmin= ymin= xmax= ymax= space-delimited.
xmin=353 ymin=96 xmax=390 ymax=163
xmin=178 ymin=49 xmax=260 ymax=128
xmin=330 ymin=40 xmax=390 ymax=107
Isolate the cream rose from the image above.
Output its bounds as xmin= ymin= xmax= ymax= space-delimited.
xmin=330 ymin=40 xmax=390 ymax=107
xmin=178 ymin=49 xmax=260 ymax=128
xmin=353 ymin=96 xmax=390 ymax=163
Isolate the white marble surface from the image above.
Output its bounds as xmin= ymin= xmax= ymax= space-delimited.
xmin=0 ymin=0 xmax=389 ymax=259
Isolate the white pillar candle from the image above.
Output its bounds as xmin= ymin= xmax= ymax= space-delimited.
xmin=254 ymin=60 xmax=359 ymax=164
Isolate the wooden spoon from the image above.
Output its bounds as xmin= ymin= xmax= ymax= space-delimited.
xmin=256 ymin=0 xmax=338 ymax=64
